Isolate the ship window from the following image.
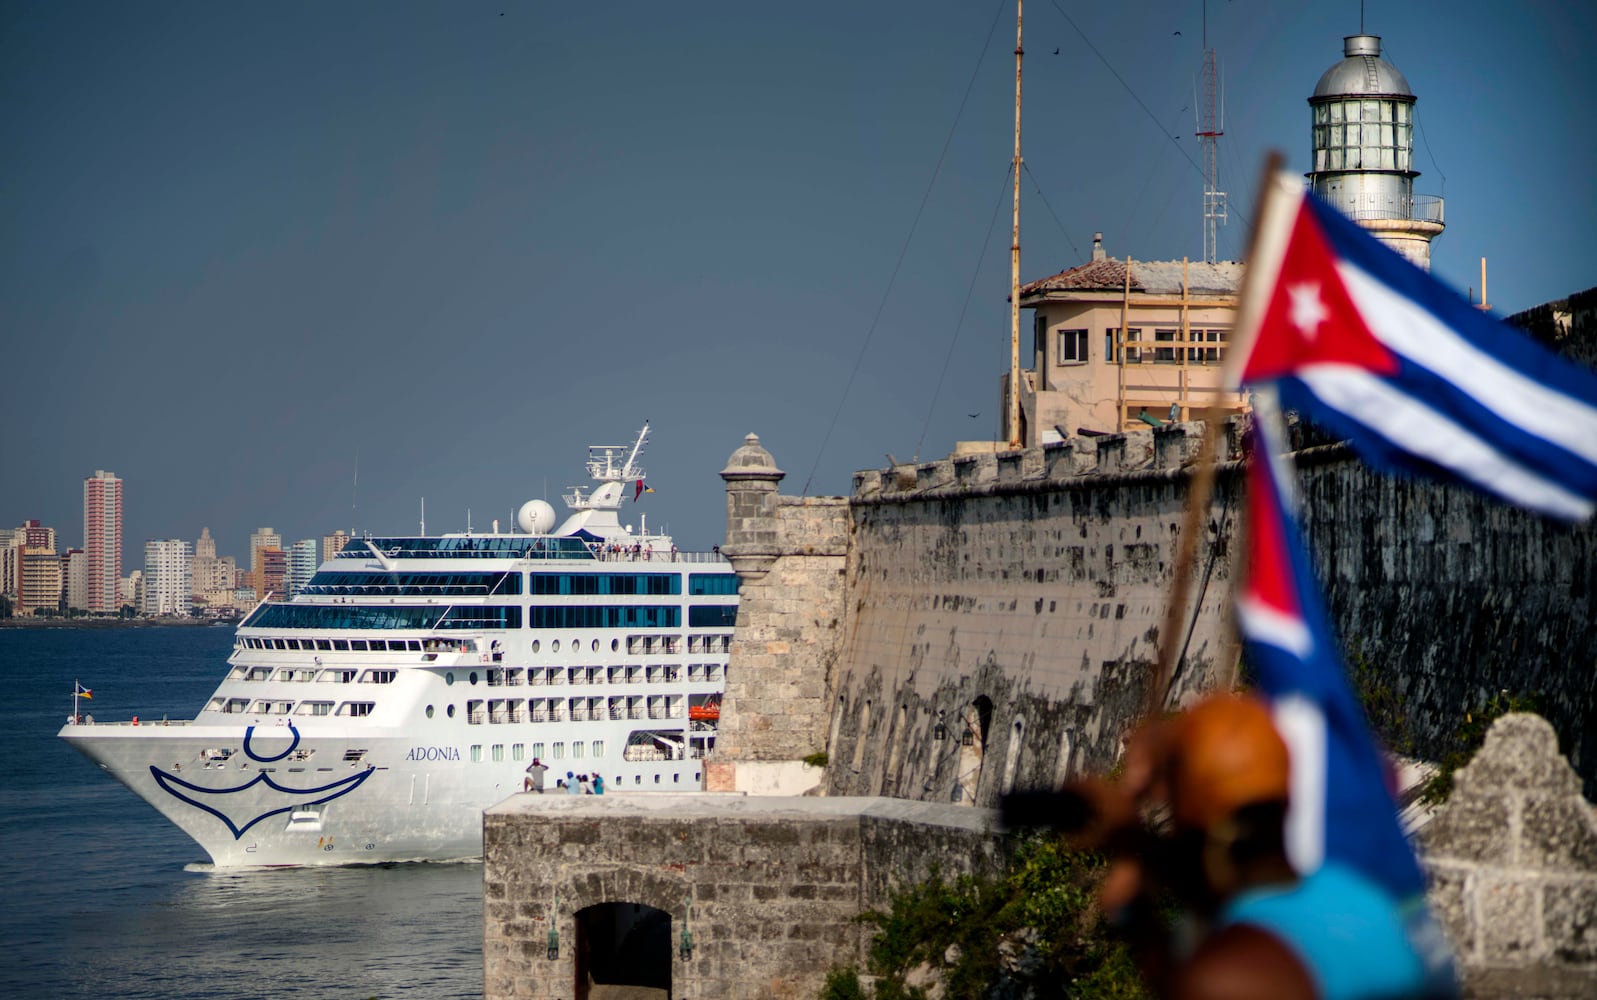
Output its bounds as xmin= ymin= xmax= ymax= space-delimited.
xmin=654 ymin=774 xmax=660 ymax=784
xmin=467 ymin=699 xmax=484 ymax=724
xmin=408 ymin=640 xmax=422 ymax=651
xmin=469 ymin=672 xmax=479 ymax=685
xmin=532 ymin=742 xmax=545 ymax=759
xmin=611 ymin=638 xmax=620 ymax=651
xmin=225 ymin=698 xmax=251 ymax=713
xmin=635 ymin=775 xmax=642 ymax=785
xmin=445 ymin=672 xmax=455 ymax=686
xmin=349 ymin=640 xmax=368 ymax=651
xmin=471 ymin=745 xmax=483 ymax=762
xmin=530 ymin=640 xmax=540 ymax=653
xmin=573 ymin=742 xmax=584 ymax=759
xmin=569 ymin=667 xmax=584 ymax=685
xmin=592 ymin=740 xmax=604 ymax=758
xmin=332 ymin=639 xmax=349 ymax=651
xmin=298 ymin=701 xmax=334 ymax=716
xmin=447 ymin=704 xmax=456 ymax=718
xmin=339 ymin=702 xmax=375 ymax=717
xmin=315 ymin=639 xmax=331 ymax=651
xmin=360 ymin=670 xmax=397 ymax=684
xmin=552 ymin=742 xmax=564 ymax=759
xmin=492 ymin=744 xmax=505 ymax=762
xmin=426 ymin=704 xmax=434 ymax=719
xmin=591 ymin=639 xmax=599 ymax=652
xmin=551 ymin=640 xmax=560 ymax=652
xmin=512 ymin=743 xmax=525 ymax=761
xmin=319 ymin=669 xmax=356 ymax=683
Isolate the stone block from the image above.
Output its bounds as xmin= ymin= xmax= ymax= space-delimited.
xmin=1543 ymin=882 xmax=1597 ymax=964
xmin=1520 ymin=795 xmax=1597 ymax=872
xmin=1421 ymin=792 xmax=1512 ymax=865
xmin=1456 ymin=715 xmax=1583 ymax=801
xmin=1424 ymin=863 xmax=1475 ymax=959
xmin=1477 ymin=875 xmax=1544 ymax=964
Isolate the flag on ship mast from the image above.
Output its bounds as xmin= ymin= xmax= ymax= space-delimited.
xmin=1227 ymin=171 xmax=1597 ymax=521
xmin=74 ymin=681 xmax=93 ymax=700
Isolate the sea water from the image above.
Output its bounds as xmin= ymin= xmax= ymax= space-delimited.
xmin=0 ymin=626 xmax=482 ymax=999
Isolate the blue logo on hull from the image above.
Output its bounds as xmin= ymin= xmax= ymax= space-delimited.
xmin=151 ymin=724 xmax=374 ymax=840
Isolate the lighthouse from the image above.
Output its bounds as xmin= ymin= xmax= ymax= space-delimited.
xmin=1307 ymin=35 xmax=1444 ymax=270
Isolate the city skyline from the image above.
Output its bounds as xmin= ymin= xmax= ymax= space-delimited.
xmin=4 ymin=2 xmax=1592 ymax=555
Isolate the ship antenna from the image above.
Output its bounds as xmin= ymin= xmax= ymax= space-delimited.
xmin=420 ymin=497 xmax=426 ymax=537
xmin=351 ymin=448 xmax=359 ymax=536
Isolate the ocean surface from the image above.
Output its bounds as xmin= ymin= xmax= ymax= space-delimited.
xmin=0 ymin=626 xmax=482 ymax=999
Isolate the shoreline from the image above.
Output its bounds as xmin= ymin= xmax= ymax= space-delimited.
xmin=0 ymin=617 xmax=228 ymax=630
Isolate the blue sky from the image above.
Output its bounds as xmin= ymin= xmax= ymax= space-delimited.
xmin=3 ymin=0 xmax=1592 ymax=562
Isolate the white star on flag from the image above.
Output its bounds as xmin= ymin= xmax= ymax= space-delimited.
xmin=1287 ymin=282 xmax=1329 ymax=340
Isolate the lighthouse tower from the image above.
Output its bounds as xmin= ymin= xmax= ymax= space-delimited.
xmin=1307 ymin=35 xmax=1444 ymax=270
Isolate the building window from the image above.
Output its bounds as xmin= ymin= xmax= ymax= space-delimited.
xmin=1154 ymin=329 xmax=1178 ymax=364
xmin=1057 ymin=329 xmax=1089 ymax=364
xmin=1109 ymin=328 xmax=1143 ymax=364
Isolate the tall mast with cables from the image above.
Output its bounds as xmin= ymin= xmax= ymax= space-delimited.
xmin=1196 ymin=5 xmax=1226 ymax=262
xmin=1007 ymin=0 xmax=1024 ymax=447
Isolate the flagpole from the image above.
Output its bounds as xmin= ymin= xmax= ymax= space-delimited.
xmin=72 ymin=679 xmax=79 ymax=724
xmin=1144 ymin=151 xmax=1288 ymax=717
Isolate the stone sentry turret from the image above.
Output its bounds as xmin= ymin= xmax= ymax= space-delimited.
xmin=708 ymin=434 xmax=849 ymax=796
xmin=1307 ymin=34 xmax=1445 ymax=270
xmin=718 ymin=433 xmax=785 ymax=580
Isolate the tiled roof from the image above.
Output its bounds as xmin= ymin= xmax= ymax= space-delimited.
xmin=1021 ymin=258 xmax=1244 ymax=298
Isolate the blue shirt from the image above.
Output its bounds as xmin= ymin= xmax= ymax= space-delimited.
xmin=1219 ymin=863 xmax=1428 ymax=1000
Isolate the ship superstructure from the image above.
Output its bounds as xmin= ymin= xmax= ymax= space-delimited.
xmin=60 ymin=424 xmax=737 ymax=867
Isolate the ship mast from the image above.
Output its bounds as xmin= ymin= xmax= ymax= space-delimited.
xmin=1007 ymin=0 xmax=1024 ymax=448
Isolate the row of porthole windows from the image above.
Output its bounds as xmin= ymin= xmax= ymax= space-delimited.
xmin=443 ymin=665 xmax=724 ymax=687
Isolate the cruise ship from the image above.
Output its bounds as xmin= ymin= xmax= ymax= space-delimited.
xmin=60 ymin=425 xmax=737 ymax=867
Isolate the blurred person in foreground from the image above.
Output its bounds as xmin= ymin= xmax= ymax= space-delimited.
xmin=1063 ymin=692 xmax=1438 ymax=1000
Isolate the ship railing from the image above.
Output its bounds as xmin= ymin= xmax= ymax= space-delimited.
xmin=609 ymin=708 xmax=627 ymax=720
xmin=66 ymin=718 xmax=194 ymax=727
xmin=531 ymin=708 xmax=549 ymax=722
xmin=467 ymin=711 xmax=485 ymax=725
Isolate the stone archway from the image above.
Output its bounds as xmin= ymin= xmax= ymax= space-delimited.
xmin=575 ymin=901 xmax=672 ymax=1000
xmin=953 ymin=696 xmax=993 ymax=804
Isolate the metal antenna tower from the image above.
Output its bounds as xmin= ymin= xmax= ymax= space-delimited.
xmin=1196 ymin=6 xmax=1226 ymax=262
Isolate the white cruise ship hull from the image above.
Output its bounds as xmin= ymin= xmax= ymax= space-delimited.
xmin=59 ymin=424 xmax=735 ymax=868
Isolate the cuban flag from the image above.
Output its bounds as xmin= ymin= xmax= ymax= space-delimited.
xmin=1237 ymin=401 xmax=1425 ymax=901
xmin=1229 ymin=174 xmax=1597 ymax=521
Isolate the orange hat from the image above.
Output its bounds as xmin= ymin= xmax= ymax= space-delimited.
xmin=1167 ymin=693 xmax=1291 ymax=830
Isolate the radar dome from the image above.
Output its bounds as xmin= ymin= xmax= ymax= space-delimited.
xmin=517 ymin=499 xmax=557 ymax=535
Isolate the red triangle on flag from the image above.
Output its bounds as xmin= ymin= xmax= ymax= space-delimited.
xmin=1241 ymin=199 xmax=1400 ymax=383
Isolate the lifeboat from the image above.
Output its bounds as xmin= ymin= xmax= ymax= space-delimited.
xmin=688 ymin=698 xmax=721 ymax=722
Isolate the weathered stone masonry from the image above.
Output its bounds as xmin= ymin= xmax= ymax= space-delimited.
xmin=811 ymin=426 xmax=1595 ymax=804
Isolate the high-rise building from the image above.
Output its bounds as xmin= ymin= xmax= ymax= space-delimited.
xmin=287 ymin=539 xmax=318 ymax=599
xmin=143 ymin=539 xmax=193 ymax=616
xmin=256 ymin=547 xmax=287 ymax=601
xmin=18 ymin=545 xmax=62 ymax=616
xmin=4 ymin=520 xmax=58 ymax=604
xmin=65 ymin=548 xmax=86 ymax=612
xmin=322 ymin=530 xmax=350 ymax=564
xmin=84 ymin=471 xmax=123 ymax=614
xmin=190 ymin=527 xmax=236 ymax=605
xmin=248 ymin=527 xmax=282 ymax=574
xmin=195 ymin=527 xmax=216 ymax=561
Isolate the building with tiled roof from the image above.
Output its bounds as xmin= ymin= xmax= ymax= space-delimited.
xmin=1006 ymin=233 xmax=1248 ymax=443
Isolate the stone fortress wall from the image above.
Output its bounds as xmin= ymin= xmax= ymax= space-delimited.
xmin=717 ymin=422 xmax=1596 ymax=807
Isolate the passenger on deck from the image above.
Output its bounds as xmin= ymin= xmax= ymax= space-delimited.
xmin=564 ymin=771 xmax=581 ymax=795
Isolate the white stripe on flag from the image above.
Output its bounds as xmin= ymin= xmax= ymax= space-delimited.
xmin=1273 ymin=694 xmax=1328 ymax=876
xmin=1236 ymin=595 xmax=1314 ymax=658
xmin=1338 ymin=262 xmax=1597 ymax=467
xmin=1298 ymin=364 xmax=1595 ymax=520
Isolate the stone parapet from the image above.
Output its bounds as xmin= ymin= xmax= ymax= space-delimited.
xmin=482 ymin=795 xmax=1010 ymax=1000
xmin=1419 ymin=714 xmax=1597 ymax=998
